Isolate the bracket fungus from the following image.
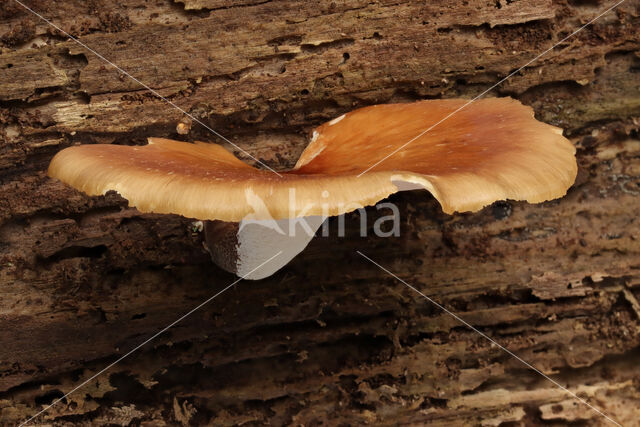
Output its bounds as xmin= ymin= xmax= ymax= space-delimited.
xmin=48 ymin=97 xmax=577 ymax=279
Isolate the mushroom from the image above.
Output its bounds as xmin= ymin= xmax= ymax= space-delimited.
xmin=48 ymin=97 xmax=576 ymax=279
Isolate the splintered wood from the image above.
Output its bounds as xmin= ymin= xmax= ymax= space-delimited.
xmin=0 ymin=0 xmax=639 ymax=425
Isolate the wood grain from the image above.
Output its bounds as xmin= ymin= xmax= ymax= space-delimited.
xmin=1 ymin=0 xmax=639 ymax=425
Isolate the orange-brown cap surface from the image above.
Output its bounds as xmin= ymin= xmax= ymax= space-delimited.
xmin=48 ymin=97 xmax=577 ymax=221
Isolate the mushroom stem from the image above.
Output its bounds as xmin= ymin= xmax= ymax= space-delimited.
xmin=48 ymin=98 xmax=578 ymax=281
xmin=203 ymin=220 xmax=240 ymax=275
xmin=204 ymin=216 xmax=326 ymax=280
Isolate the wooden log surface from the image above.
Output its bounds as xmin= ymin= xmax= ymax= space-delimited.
xmin=1 ymin=0 xmax=640 ymax=425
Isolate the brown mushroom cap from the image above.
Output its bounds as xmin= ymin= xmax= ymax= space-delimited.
xmin=48 ymin=97 xmax=576 ymax=221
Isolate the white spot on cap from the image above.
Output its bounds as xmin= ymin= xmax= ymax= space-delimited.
xmin=310 ymin=130 xmax=319 ymax=143
xmin=329 ymin=114 xmax=346 ymax=126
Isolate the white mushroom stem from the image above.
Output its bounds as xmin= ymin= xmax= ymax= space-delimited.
xmin=203 ymin=180 xmax=423 ymax=279
xmin=204 ymin=216 xmax=326 ymax=280
xmin=48 ymin=98 xmax=577 ymax=281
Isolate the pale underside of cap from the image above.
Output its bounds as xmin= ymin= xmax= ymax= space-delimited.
xmin=48 ymin=97 xmax=577 ymax=223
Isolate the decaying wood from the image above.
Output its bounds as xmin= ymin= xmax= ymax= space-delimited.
xmin=1 ymin=0 xmax=639 ymax=425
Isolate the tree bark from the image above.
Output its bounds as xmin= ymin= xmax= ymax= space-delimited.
xmin=1 ymin=0 xmax=640 ymax=425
